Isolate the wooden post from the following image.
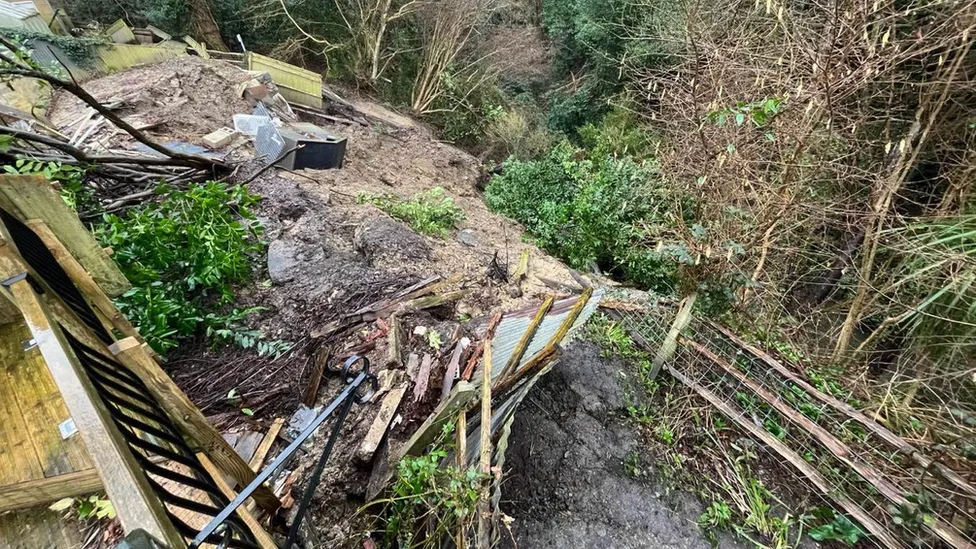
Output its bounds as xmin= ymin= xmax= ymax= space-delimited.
xmin=650 ymin=292 xmax=696 ymax=379
xmin=26 ymin=220 xmax=142 ymax=342
xmin=0 ymin=175 xmax=130 ymax=297
xmin=3 ymin=278 xmax=184 ymax=549
xmin=108 ymin=337 xmax=281 ymax=513
xmin=196 ymin=454 xmax=278 ymax=549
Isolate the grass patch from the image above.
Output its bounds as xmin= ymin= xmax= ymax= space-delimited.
xmin=358 ymin=187 xmax=465 ymax=237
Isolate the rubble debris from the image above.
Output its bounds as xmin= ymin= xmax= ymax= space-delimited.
xmin=202 ymin=127 xmax=237 ymax=149
xmin=457 ymin=228 xmax=479 ymax=247
xmin=147 ymin=25 xmax=173 ymax=42
xmin=267 ymin=239 xmax=300 ymax=284
xmin=105 ymin=19 xmax=136 ymax=44
xmin=354 ymin=216 xmax=432 ymax=264
xmin=358 ymin=385 xmax=407 ymax=462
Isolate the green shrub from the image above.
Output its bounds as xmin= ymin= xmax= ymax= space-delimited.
xmin=578 ymin=106 xmax=655 ymax=159
xmin=94 ymin=182 xmax=286 ymax=355
xmin=484 ymin=141 xmax=676 ymax=293
xmin=373 ymin=423 xmax=486 ymax=548
xmin=358 ymin=187 xmax=466 ymax=237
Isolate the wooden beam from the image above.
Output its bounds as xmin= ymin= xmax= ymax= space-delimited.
xmin=706 ymin=320 xmax=976 ymax=499
xmin=684 ymin=338 xmax=973 ymax=549
xmin=0 ymin=468 xmax=102 ymax=512
xmin=498 ymin=296 xmax=554 ymax=381
xmin=4 ymin=278 xmax=183 ymax=548
xmin=108 ymin=337 xmax=281 ymax=513
xmin=401 ymin=381 xmax=479 ymax=458
xmin=197 ymin=454 xmax=277 ymax=549
xmin=26 ymin=220 xmax=141 ymax=342
xmin=0 ymin=175 xmax=130 ymax=297
xmin=249 ymin=418 xmax=285 ymax=472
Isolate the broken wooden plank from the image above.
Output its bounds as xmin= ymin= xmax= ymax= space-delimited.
xmin=512 ymin=250 xmax=529 ymax=282
xmin=440 ymin=337 xmax=470 ymax=402
xmin=108 ymin=337 xmax=280 ymax=513
xmin=358 ymin=386 xmax=406 ymax=462
xmin=401 ymin=381 xmax=479 ymax=458
xmin=413 ymin=354 xmax=434 ymax=402
xmin=304 ymin=346 xmax=329 ymax=407
xmin=387 ymin=314 xmax=403 ymax=367
xmin=461 ymin=311 xmax=502 ymax=381
xmin=0 ymin=468 xmax=101 ymax=512
xmin=197 ymin=454 xmax=277 ymax=549
xmin=498 ymin=296 xmax=554 ymax=382
xmin=706 ymin=320 xmax=976 ymax=499
xmin=0 ymin=175 xmax=130 ymax=297
xmin=310 ymin=275 xmax=445 ymax=338
xmin=536 ymin=276 xmax=580 ymax=294
xmin=249 ymin=418 xmax=285 ymax=473
xmin=651 ymin=292 xmax=696 ymax=379
xmin=684 ymin=338 xmax=971 ymax=549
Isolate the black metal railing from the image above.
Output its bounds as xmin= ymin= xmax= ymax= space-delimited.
xmin=0 ymin=208 xmax=114 ymax=344
xmin=190 ymin=356 xmax=377 ymax=549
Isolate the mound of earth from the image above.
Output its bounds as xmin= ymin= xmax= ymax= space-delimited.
xmin=501 ymin=342 xmax=746 ymax=549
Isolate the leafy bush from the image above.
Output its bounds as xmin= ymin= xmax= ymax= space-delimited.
xmin=578 ymin=106 xmax=655 ymax=159
xmin=487 ymin=108 xmax=552 ymax=161
xmin=373 ymin=423 xmax=486 ymax=547
xmin=358 ymin=187 xmax=466 ymax=238
xmin=485 ymin=141 xmax=675 ymax=293
xmin=809 ymin=513 xmax=867 ymax=545
xmin=94 ymin=182 xmax=284 ymax=355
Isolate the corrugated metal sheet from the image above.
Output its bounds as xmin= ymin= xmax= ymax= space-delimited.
xmin=247 ymin=52 xmax=322 ymax=109
xmin=488 ymin=289 xmax=604 ymax=378
xmin=0 ymin=1 xmax=38 ymax=20
xmin=0 ymin=2 xmax=51 ymax=34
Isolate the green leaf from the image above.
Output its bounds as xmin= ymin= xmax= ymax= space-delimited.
xmin=48 ymin=498 xmax=74 ymax=512
xmin=241 ymin=408 xmax=254 ymax=416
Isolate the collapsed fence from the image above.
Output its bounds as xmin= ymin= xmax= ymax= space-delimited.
xmin=609 ymin=302 xmax=976 ymax=549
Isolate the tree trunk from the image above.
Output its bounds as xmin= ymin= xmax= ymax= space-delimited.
xmin=189 ymin=0 xmax=229 ymax=52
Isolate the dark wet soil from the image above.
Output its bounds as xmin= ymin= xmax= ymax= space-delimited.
xmin=501 ymin=341 xmax=745 ymax=548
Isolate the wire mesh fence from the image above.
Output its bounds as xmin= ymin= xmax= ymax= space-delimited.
xmin=608 ymin=301 xmax=976 ymax=549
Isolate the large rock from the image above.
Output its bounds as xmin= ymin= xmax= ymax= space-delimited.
xmin=354 ymin=216 xmax=431 ymax=264
xmin=267 ymin=239 xmax=300 ymax=283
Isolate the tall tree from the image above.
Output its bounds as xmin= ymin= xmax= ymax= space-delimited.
xmin=190 ymin=0 xmax=229 ymax=51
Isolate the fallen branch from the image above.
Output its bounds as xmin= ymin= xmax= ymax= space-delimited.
xmin=0 ymin=36 xmax=223 ymax=170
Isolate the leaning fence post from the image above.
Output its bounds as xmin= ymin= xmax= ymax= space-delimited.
xmin=650 ymin=292 xmax=697 ymax=379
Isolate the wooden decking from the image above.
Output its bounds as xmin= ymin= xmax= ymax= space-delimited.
xmin=0 ymin=320 xmax=98 ymax=512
